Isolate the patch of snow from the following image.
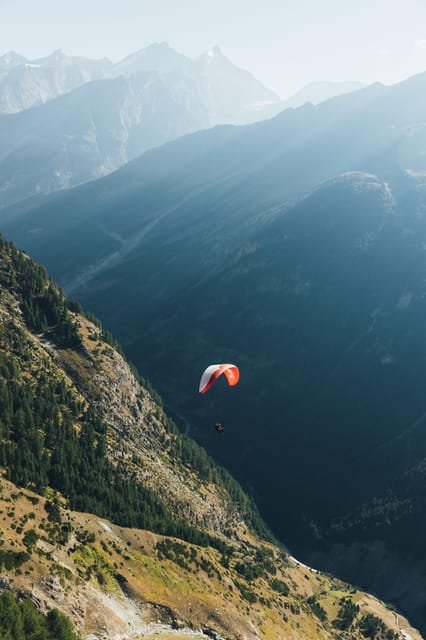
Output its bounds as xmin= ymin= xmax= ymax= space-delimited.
xmin=289 ymin=555 xmax=319 ymax=574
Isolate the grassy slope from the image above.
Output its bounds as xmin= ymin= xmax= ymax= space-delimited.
xmin=0 ymin=478 xmax=419 ymax=640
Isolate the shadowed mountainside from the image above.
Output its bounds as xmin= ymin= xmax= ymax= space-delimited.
xmin=0 ymin=234 xmax=417 ymax=639
xmin=3 ymin=71 xmax=426 ymax=630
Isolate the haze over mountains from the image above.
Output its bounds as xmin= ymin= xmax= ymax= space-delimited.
xmin=280 ymin=80 xmax=365 ymax=108
xmin=0 ymin=49 xmax=111 ymax=113
xmin=0 ymin=43 xmax=365 ymax=208
xmin=0 ymin=42 xmax=280 ymax=122
xmin=4 ymin=69 xmax=426 ymax=630
xmin=0 ymin=72 xmax=211 ymax=208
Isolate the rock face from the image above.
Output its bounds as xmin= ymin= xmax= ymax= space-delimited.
xmin=58 ymin=318 xmax=247 ymax=536
xmin=0 ymin=50 xmax=111 ymax=113
xmin=0 ymin=72 xmax=210 ymax=208
xmin=0 ymin=266 xmax=252 ymax=540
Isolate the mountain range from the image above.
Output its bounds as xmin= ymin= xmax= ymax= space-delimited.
xmin=0 ymin=49 xmax=111 ymax=113
xmin=3 ymin=69 xmax=426 ymax=630
xmin=0 ymin=43 xmax=280 ymax=120
xmin=0 ymin=72 xmax=210 ymax=208
xmin=0 ymin=43 xmax=365 ymax=209
xmin=0 ymin=234 xmax=414 ymax=639
xmin=0 ymin=43 xmax=280 ymax=208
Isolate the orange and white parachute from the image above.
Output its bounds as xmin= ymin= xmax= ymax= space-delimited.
xmin=199 ymin=364 xmax=240 ymax=394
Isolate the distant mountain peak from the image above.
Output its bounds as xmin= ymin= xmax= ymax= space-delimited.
xmin=33 ymin=49 xmax=69 ymax=66
xmin=0 ymin=51 xmax=27 ymax=71
xmin=150 ymin=41 xmax=174 ymax=50
xmin=51 ymin=48 xmax=66 ymax=58
xmin=207 ymin=45 xmax=223 ymax=58
xmin=1 ymin=51 xmax=25 ymax=63
xmin=112 ymin=42 xmax=189 ymax=77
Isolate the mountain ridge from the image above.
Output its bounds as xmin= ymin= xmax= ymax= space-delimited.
xmin=0 ymin=42 xmax=375 ymax=210
xmin=0 ymin=43 xmax=283 ymax=207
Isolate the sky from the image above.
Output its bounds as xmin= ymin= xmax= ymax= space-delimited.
xmin=2 ymin=0 xmax=426 ymax=98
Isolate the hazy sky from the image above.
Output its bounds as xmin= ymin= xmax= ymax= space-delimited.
xmin=2 ymin=0 xmax=426 ymax=98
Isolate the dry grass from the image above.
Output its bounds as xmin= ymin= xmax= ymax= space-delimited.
xmin=0 ymin=478 xmax=420 ymax=640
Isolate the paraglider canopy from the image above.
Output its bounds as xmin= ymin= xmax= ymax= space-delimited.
xmin=199 ymin=363 xmax=239 ymax=394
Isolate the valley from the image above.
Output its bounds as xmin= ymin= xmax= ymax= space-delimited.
xmin=3 ymin=71 xmax=426 ymax=631
xmin=0 ymin=235 xmax=414 ymax=639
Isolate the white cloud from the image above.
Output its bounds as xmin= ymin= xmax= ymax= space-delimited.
xmin=415 ymin=39 xmax=426 ymax=49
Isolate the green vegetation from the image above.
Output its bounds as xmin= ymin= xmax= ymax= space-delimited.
xmin=156 ymin=538 xmax=196 ymax=571
xmin=0 ymin=590 xmax=78 ymax=639
xmin=306 ymin=595 xmax=327 ymax=622
xmin=0 ymin=549 xmax=30 ymax=571
xmin=22 ymin=528 xmax=39 ymax=551
xmin=156 ymin=539 xmax=223 ymax=579
xmin=358 ymin=613 xmax=398 ymax=640
xmin=234 ymin=545 xmax=277 ymax=582
xmin=270 ymin=578 xmax=290 ymax=596
xmin=333 ymin=597 xmax=359 ymax=630
xmin=234 ymin=560 xmax=263 ymax=581
xmin=235 ymin=580 xmax=257 ymax=603
xmin=0 ymin=237 xmax=81 ymax=349
xmin=0 ymin=342 xmax=225 ymax=546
